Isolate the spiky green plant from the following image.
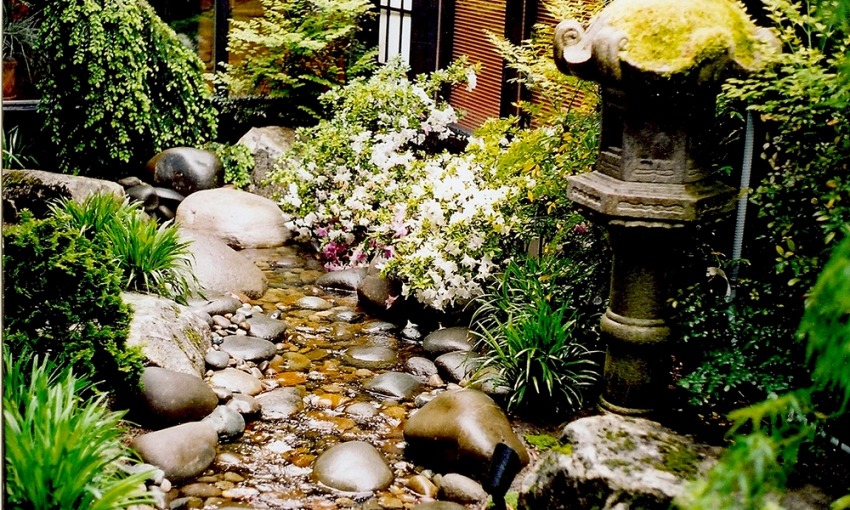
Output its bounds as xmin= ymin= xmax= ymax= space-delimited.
xmin=103 ymin=212 xmax=195 ymax=303
xmin=3 ymin=351 xmax=154 ymax=509
xmin=50 ymin=193 xmax=197 ymax=303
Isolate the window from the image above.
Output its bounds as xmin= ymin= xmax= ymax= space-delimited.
xmin=378 ymin=0 xmax=413 ymax=64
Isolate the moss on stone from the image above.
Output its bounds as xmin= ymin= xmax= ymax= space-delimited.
xmin=525 ymin=433 xmax=561 ymax=450
xmin=553 ymin=443 xmax=574 ymax=455
xmin=604 ymin=0 xmax=763 ymax=75
xmin=653 ymin=443 xmax=702 ymax=479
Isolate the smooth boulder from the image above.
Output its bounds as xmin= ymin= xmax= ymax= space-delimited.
xmin=176 ymin=188 xmax=291 ymax=249
xmin=123 ymin=292 xmax=212 ymax=377
xmin=312 ymin=441 xmax=393 ymax=492
xmin=2 ymin=169 xmax=123 ymax=221
xmin=256 ymin=387 xmax=304 ymax=420
xmin=423 ymin=327 xmax=475 ymax=355
xmin=135 ymin=367 xmax=218 ymax=428
xmin=219 ymin=336 xmax=277 ymax=362
xmin=180 ymin=228 xmax=268 ymax=299
xmin=146 ymin=147 xmax=223 ymax=196
xmin=404 ymin=388 xmax=529 ymax=477
xmin=131 ymin=421 xmax=219 ymax=481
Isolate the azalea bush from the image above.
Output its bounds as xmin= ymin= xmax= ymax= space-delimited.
xmin=271 ymin=57 xmax=601 ymax=310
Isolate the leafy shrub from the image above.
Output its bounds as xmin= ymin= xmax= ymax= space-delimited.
xmin=218 ymin=0 xmax=375 ymax=114
xmin=677 ymin=235 xmax=850 ymax=510
xmin=2 ymin=211 xmax=145 ymax=395
xmin=50 ymin=193 xmax=196 ymax=303
xmin=203 ymin=141 xmax=255 ymax=189
xmin=3 ymin=352 xmax=154 ymax=509
xmin=471 ymin=255 xmax=603 ymax=414
xmin=38 ymin=0 xmax=217 ymax=177
xmin=674 ymin=0 xmax=849 ymax=415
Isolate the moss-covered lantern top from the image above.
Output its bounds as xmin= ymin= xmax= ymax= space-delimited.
xmin=554 ymin=0 xmax=777 ymax=87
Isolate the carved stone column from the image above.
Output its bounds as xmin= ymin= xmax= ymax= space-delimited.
xmin=553 ymin=0 xmax=776 ymax=415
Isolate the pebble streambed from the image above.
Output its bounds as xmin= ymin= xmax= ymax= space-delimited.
xmin=166 ymin=244 xmax=477 ymax=510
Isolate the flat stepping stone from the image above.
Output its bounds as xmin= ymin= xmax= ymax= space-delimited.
xmin=312 ymin=441 xmax=393 ymax=492
xmin=423 ymin=327 xmax=474 ymax=355
xmin=342 ymin=346 xmax=398 ymax=370
xmin=245 ymin=314 xmax=288 ymax=341
xmin=294 ymin=296 xmax=333 ymax=311
xmin=202 ymin=405 xmax=246 ymax=441
xmin=220 ymin=336 xmax=277 ymax=361
xmin=364 ymin=372 xmax=421 ymax=400
xmin=256 ymin=387 xmax=304 ymax=420
xmin=209 ymin=368 xmax=263 ymax=396
xmin=131 ymin=421 xmax=219 ymax=481
xmin=270 ymin=352 xmax=312 ymax=372
xmin=316 ymin=267 xmax=368 ymax=292
xmin=331 ymin=308 xmax=364 ymax=323
xmin=435 ymin=351 xmax=478 ymax=383
xmin=134 ymin=367 xmax=218 ymax=428
xmin=361 ymin=321 xmax=396 ymax=335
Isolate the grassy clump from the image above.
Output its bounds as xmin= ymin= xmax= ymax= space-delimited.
xmin=3 ymin=352 xmax=154 ymax=509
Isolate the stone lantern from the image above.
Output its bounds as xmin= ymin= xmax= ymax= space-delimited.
xmin=553 ymin=0 xmax=777 ymax=415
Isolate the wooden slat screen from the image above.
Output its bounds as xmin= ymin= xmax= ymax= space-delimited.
xmin=449 ymin=0 xmax=507 ymax=131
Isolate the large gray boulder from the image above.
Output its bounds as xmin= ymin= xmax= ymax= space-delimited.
xmin=131 ymin=421 xmax=219 ymax=481
xmin=312 ymin=441 xmax=393 ymax=492
xmin=123 ymin=292 xmax=212 ymax=377
xmin=238 ymin=126 xmax=296 ymax=200
xmin=134 ymin=367 xmax=219 ymax=428
xmin=518 ymin=415 xmax=720 ymax=510
xmin=404 ymin=388 xmax=529 ymax=478
xmin=145 ymin=147 xmax=223 ymax=196
xmin=180 ymin=228 xmax=268 ymax=299
xmin=176 ymin=188 xmax=291 ymax=249
xmin=423 ymin=327 xmax=475 ymax=356
xmin=2 ymin=169 xmax=123 ymax=221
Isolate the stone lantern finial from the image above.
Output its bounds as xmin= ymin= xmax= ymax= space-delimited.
xmin=554 ymin=0 xmax=778 ymax=88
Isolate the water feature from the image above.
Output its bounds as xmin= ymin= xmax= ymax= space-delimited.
xmin=164 ymin=243 xmax=488 ymax=509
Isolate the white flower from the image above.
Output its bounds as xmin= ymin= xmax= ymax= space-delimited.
xmin=465 ymin=69 xmax=478 ymax=92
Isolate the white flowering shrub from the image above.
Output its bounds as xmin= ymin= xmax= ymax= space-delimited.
xmin=270 ymin=58 xmax=601 ymax=311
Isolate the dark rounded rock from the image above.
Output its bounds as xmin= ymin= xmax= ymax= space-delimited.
xmin=423 ymin=327 xmax=475 ymax=356
xmin=145 ymin=147 xmax=223 ymax=196
xmin=403 ymin=388 xmax=529 ymax=478
xmin=189 ymin=295 xmax=243 ymax=317
xmin=256 ymin=387 xmax=304 ymax=420
xmin=131 ymin=421 xmax=219 ymax=481
xmin=312 ymin=441 xmax=393 ymax=492
xmin=118 ymin=176 xmax=143 ymax=188
xmin=156 ymin=204 xmax=175 ymax=220
xmin=220 ymin=336 xmax=277 ymax=361
xmin=315 ymin=267 xmax=368 ymax=293
xmin=245 ymin=314 xmax=288 ymax=341
xmin=406 ymin=356 xmax=439 ymax=380
xmin=135 ymin=367 xmax=218 ymax=428
xmin=342 ymin=346 xmax=398 ymax=370
xmin=434 ymin=351 xmax=478 ymax=383
xmin=153 ymin=186 xmax=186 ymax=210
xmin=125 ymin=183 xmax=159 ymax=212
xmin=356 ymin=276 xmax=401 ymax=315
xmin=205 ymin=350 xmax=231 ymax=370
xmin=436 ymin=473 xmax=488 ymax=503
xmin=364 ymin=372 xmax=421 ymax=400
xmin=202 ymin=405 xmax=246 ymax=441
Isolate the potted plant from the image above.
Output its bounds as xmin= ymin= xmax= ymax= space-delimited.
xmin=3 ymin=0 xmax=39 ymax=99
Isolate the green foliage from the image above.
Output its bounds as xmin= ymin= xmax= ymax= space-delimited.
xmin=676 ymin=0 xmax=850 ymax=416
xmin=218 ymin=0 xmax=375 ymax=112
xmin=678 ymin=236 xmax=850 ymax=510
xmin=3 ymin=352 xmax=154 ymax=509
xmin=2 ymin=211 xmax=145 ymax=396
xmin=203 ymin=141 xmax=255 ymax=189
xmin=471 ymin=255 xmax=601 ymax=414
xmin=37 ymin=0 xmax=217 ymax=177
xmin=2 ymin=125 xmax=38 ymax=169
xmin=50 ymin=193 xmax=196 ymax=303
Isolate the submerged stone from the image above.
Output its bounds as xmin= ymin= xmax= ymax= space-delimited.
xmin=312 ymin=441 xmax=393 ymax=492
